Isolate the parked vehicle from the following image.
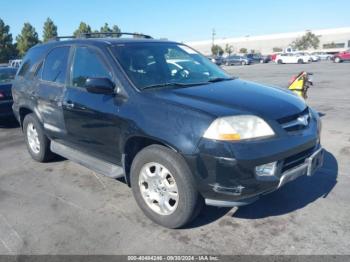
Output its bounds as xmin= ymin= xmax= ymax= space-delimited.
xmin=208 ymin=56 xmax=224 ymax=65
xmin=12 ymin=33 xmax=323 ymax=228
xmin=299 ymin=52 xmax=319 ymax=62
xmin=311 ymin=52 xmax=333 ymax=61
xmin=8 ymin=59 xmax=22 ymax=68
xmin=0 ymin=67 xmax=17 ymax=118
xmin=333 ymin=49 xmax=350 ymax=63
xmin=246 ymin=54 xmax=271 ymax=63
xmin=275 ymin=53 xmax=310 ymax=64
xmin=224 ymin=55 xmax=252 ymax=65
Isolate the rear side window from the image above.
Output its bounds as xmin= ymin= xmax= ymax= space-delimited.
xmin=42 ymin=46 xmax=70 ymax=84
xmin=71 ymin=46 xmax=112 ymax=88
xmin=17 ymin=47 xmax=44 ymax=78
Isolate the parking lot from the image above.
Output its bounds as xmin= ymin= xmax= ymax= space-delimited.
xmin=0 ymin=61 xmax=349 ymax=255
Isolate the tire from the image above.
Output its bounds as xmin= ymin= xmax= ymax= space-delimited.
xmin=23 ymin=113 xmax=54 ymax=162
xmin=334 ymin=57 xmax=341 ymax=63
xmin=241 ymin=61 xmax=246 ymax=66
xmin=277 ymin=59 xmax=283 ymax=64
xmin=260 ymin=59 xmax=264 ymax=64
xmin=298 ymin=59 xmax=303 ymax=64
xmin=130 ymin=145 xmax=201 ymax=228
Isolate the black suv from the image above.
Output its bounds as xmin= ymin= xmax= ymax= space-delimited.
xmin=12 ymin=33 xmax=323 ymax=228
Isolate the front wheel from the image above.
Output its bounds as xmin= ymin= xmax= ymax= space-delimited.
xmin=334 ymin=57 xmax=341 ymax=63
xmin=23 ymin=113 xmax=54 ymax=162
xmin=298 ymin=59 xmax=304 ymax=64
xmin=130 ymin=145 xmax=202 ymax=228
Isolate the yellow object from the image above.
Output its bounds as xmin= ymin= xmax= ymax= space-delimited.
xmin=288 ymin=72 xmax=306 ymax=98
xmin=218 ymin=133 xmax=241 ymax=140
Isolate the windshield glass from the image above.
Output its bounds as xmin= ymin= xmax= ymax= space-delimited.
xmin=0 ymin=68 xmax=16 ymax=83
xmin=111 ymin=42 xmax=231 ymax=90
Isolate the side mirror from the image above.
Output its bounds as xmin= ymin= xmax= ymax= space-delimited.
xmin=85 ymin=77 xmax=115 ymax=94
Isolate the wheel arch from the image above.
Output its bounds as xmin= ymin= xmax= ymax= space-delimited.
xmin=122 ymin=135 xmax=178 ymax=186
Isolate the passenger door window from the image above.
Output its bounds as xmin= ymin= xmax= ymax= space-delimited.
xmin=42 ymin=46 xmax=70 ymax=84
xmin=71 ymin=46 xmax=112 ymax=88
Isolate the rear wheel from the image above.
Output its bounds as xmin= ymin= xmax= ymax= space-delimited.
xmin=23 ymin=113 xmax=54 ymax=162
xmin=260 ymin=59 xmax=264 ymax=64
xmin=130 ymin=145 xmax=201 ymax=228
xmin=334 ymin=57 xmax=341 ymax=63
xmin=298 ymin=59 xmax=304 ymax=64
xmin=277 ymin=59 xmax=283 ymax=64
xmin=241 ymin=61 xmax=246 ymax=66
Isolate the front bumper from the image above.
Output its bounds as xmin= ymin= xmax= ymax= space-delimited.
xmin=184 ymin=113 xmax=322 ymax=207
xmin=0 ymin=100 xmax=14 ymax=117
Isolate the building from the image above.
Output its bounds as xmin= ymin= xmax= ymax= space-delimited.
xmin=186 ymin=27 xmax=350 ymax=55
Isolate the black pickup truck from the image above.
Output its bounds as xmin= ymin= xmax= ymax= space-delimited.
xmin=12 ymin=33 xmax=323 ymax=228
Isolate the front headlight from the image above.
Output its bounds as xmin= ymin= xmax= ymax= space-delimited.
xmin=203 ymin=115 xmax=275 ymax=141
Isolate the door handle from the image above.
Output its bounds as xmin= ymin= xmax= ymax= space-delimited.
xmin=63 ymin=100 xmax=75 ymax=109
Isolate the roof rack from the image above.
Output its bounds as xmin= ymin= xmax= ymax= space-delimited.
xmin=49 ymin=32 xmax=153 ymax=41
xmin=79 ymin=32 xmax=153 ymax=39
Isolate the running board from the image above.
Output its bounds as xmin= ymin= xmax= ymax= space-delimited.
xmin=50 ymin=141 xmax=124 ymax=179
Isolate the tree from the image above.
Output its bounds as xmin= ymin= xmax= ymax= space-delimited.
xmin=0 ymin=18 xmax=14 ymax=62
xmin=112 ymin=25 xmax=121 ymax=35
xmin=239 ymin=48 xmax=247 ymax=54
xmin=273 ymin=47 xmax=283 ymax=52
xmin=16 ymin=23 xmax=39 ymax=57
xmin=291 ymin=31 xmax=320 ymax=50
xmin=225 ymin=44 xmax=233 ymax=55
xmin=100 ymin=23 xmax=112 ymax=36
xmin=43 ymin=18 xmax=58 ymax=42
xmin=211 ymin=44 xmax=224 ymax=56
xmin=73 ymin=22 xmax=92 ymax=37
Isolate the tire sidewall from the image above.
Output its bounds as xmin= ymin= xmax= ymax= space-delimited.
xmin=23 ymin=114 xmax=49 ymax=162
xmin=130 ymin=145 xmax=198 ymax=228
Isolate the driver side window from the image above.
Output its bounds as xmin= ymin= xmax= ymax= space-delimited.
xmin=71 ymin=46 xmax=112 ymax=88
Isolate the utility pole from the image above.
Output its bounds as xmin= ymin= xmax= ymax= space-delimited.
xmin=212 ymin=28 xmax=216 ymax=46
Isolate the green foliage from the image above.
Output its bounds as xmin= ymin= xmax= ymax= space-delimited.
xmin=211 ymin=44 xmax=224 ymax=56
xmin=291 ymin=31 xmax=320 ymax=50
xmin=239 ymin=48 xmax=247 ymax=54
xmin=272 ymin=47 xmax=283 ymax=52
xmin=0 ymin=18 xmax=15 ymax=62
xmin=98 ymin=23 xmax=121 ymax=37
xmin=225 ymin=44 xmax=233 ymax=55
xmin=73 ymin=22 xmax=92 ymax=37
xmin=43 ymin=18 xmax=58 ymax=42
xmin=112 ymin=25 xmax=121 ymax=35
xmin=16 ymin=23 xmax=39 ymax=57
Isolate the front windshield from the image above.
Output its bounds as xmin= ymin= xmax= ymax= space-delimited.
xmin=0 ymin=68 xmax=16 ymax=84
xmin=111 ymin=42 xmax=231 ymax=90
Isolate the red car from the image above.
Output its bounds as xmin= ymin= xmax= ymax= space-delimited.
xmin=333 ymin=49 xmax=350 ymax=63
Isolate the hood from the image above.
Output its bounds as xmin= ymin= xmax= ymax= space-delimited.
xmin=155 ymin=79 xmax=306 ymax=120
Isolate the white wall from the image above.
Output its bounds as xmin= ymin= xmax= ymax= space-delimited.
xmin=187 ymin=27 xmax=350 ymax=55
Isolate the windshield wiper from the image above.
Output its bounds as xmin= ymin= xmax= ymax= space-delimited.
xmin=141 ymin=82 xmax=207 ymax=90
xmin=208 ymin=77 xmax=234 ymax=83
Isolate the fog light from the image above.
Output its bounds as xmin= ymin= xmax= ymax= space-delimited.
xmin=255 ymin=162 xmax=277 ymax=177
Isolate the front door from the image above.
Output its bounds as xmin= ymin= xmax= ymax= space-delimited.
xmin=62 ymin=45 xmax=122 ymax=164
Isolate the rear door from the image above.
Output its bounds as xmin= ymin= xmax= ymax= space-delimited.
xmin=62 ymin=45 xmax=122 ymax=164
xmin=36 ymin=46 xmax=71 ymax=139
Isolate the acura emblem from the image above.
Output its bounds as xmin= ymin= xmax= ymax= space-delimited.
xmin=297 ymin=114 xmax=309 ymax=126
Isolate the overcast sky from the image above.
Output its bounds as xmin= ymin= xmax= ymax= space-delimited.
xmin=2 ymin=0 xmax=350 ymax=42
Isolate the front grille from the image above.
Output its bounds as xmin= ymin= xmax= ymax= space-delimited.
xmin=277 ymin=107 xmax=310 ymax=132
xmin=281 ymin=146 xmax=315 ymax=172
